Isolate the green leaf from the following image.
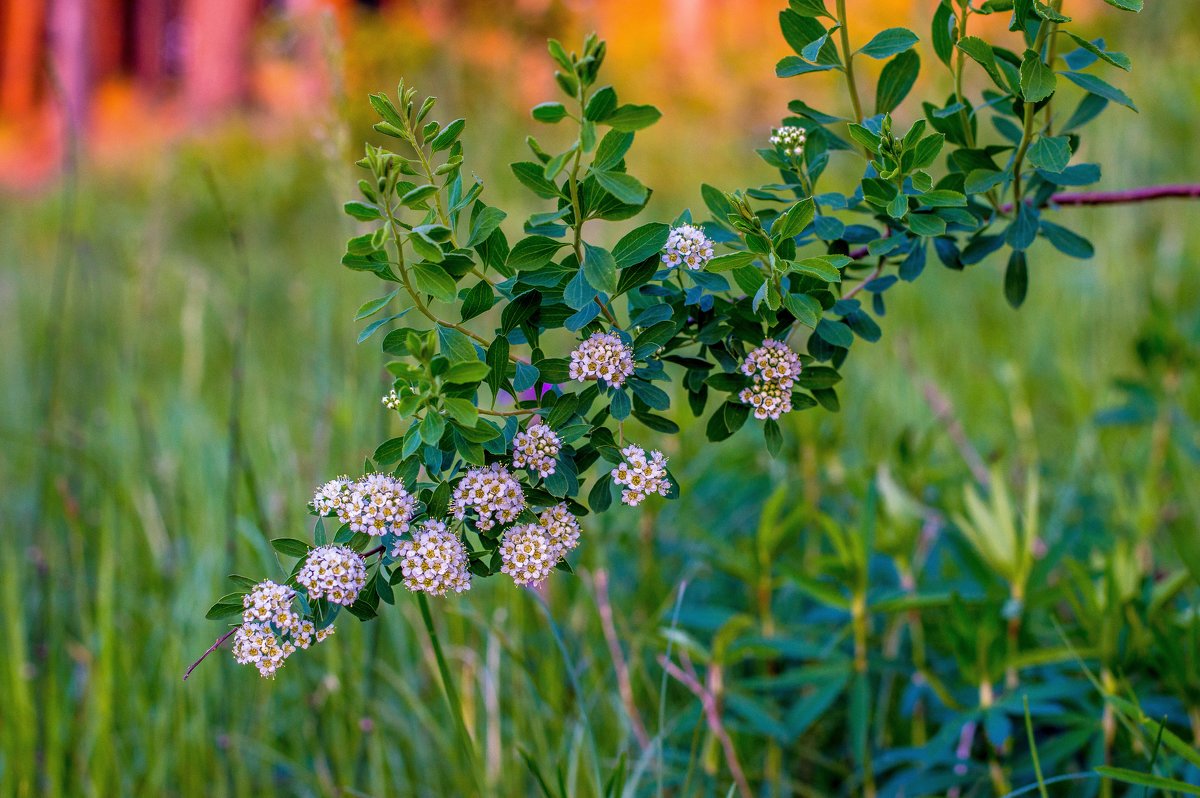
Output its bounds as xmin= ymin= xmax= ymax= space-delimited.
xmin=420 ymin=412 xmax=445 ymax=445
xmin=858 ymin=28 xmax=918 ymax=59
xmin=429 ymin=118 xmax=465 ymax=152
xmin=1027 ymin=135 xmax=1071 ymax=173
xmin=460 ymin=281 xmax=495 ymax=322
xmin=271 ymin=538 xmax=311 ymax=558
xmin=706 ymin=252 xmax=757 ymax=273
xmin=606 ymin=104 xmax=661 ymax=132
xmin=509 ymin=236 xmax=567 ymax=271
xmin=876 ymin=50 xmax=920 ymax=114
xmin=443 ymin=361 xmax=490 ymax=385
xmin=205 ymin=597 xmax=246 ymax=620
xmin=355 ymin=289 xmax=399 ymax=321
xmin=783 ymin=293 xmax=821 ymax=327
xmin=788 ymin=0 xmax=832 ymax=17
xmin=907 ymin=213 xmax=946 ymax=237
xmin=773 ymin=198 xmax=816 ymax=241
xmin=916 ymin=189 xmax=966 ymax=207
xmin=1062 ymin=71 xmax=1137 ymax=110
xmin=815 ymin=318 xmax=853 ymax=348
xmin=1063 ymin=33 xmax=1131 ymax=71
xmin=1099 ymin=0 xmax=1142 ymax=10
xmin=957 ymin=37 xmax=1008 ymax=91
xmin=931 ymin=2 xmax=955 ymax=66
xmin=776 ymin=56 xmax=836 ymax=77
xmin=532 ymin=102 xmax=568 ymax=123
xmin=909 ymin=133 xmax=946 ymax=169
xmin=1019 ymin=50 xmax=1057 ymax=102
xmin=437 ymin=324 xmax=478 ymax=363
xmin=594 ymin=130 xmax=634 ymax=171
xmin=790 ymin=256 xmax=844 ymax=283
xmin=1004 ymin=250 xmax=1028 ymax=309
xmin=847 ymin=123 xmax=881 ymax=153
xmin=411 ymin=263 xmax=456 ymax=303
xmin=612 ymin=222 xmax=670 ymax=268
xmin=592 ymin=170 xmax=648 ymax=205
xmin=511 ymin=162 xmax=562 ymax=199
xmin=467 ymin=204 xmax=507 ymax=248
xmin=344 ymin=201 xmax=381 ymax=221
xmin=585 ymin=86 xmax=618 ymax=121
xmin=582 ymin=242 xmax=618 ymax=295
xmin=408 ymin=230 xmax=445 ymax=263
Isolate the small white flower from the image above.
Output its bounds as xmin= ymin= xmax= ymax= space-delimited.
xmin=311 ymin=477 xmax=351 ymax=517
xmin=661 ymin=224 xmax=715 ymax=271
xmin=738 ymin=379 xmax=793 ymax=421
xmin=499 ymin=524 xmax=556 ymax=587
xmin=739 ymin=339 xmax=803 ymax=389
xmin=296 ymin=545 xmax=369 ymax=606
xmin=568 ymin=332 xmax=635 ymax=388
xmin=233 ymin=622 xmax=289 ymax=679
xmin=512 ymin=422 xmax=562 ymax=478
xmin=338 ymin=473 xmax=417 ymax=537
xmin=451 ymin=463 xmax=526 ymax=531
xmin=393 ymin=519 xmax=472 ymax=596
xmin=770 ymin=125 xmax=807 ymax=158
xmin=538 ymin=503 xmax=581 ymax=560
xmin=382 ymin=389 xmax=402 ymax=410
xmin=611 ymin=444 xmax=672 ymax=507
xmin=242 ymin=580 xmax=299 ymax=631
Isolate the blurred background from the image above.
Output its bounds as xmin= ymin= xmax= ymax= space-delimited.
xmin=2 ymin=1 xmax=1200 ymax=796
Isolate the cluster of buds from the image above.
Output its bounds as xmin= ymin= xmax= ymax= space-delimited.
xmin=738 ymin=339 xmax=803 ymax=421
xmin=499 ymin=523 xmax=558 ymax=587
xmin=296 ymin=545 xmax=369 ymax=606
xmin=538 ymin=503 xmax=581 ymax=559
xmin=611 ymin=444 xmax=672 ymax=507
xmin=382 ymin=389 xmax=402 ymax=410
xmin=393 ymin=519 xmax=472 ymax=596
xmin=770 ymin=125 xmax=807 ymax=158
xmin=233 ymin=580 xmax=335 ymax=678
xmin=661 ymin=224 xmax=715 ymax=271
xmin=312 ymin=473 xmax=417 ymax=537
xmin=452 ymin=463 xmax=526 ymax=531
xmin=512 ymin=422 xmax=561 ymax=478
xmin=568 ymin=332 xmax=635 ymax=388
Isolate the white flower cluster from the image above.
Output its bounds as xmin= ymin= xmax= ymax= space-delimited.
xmin=296 ymin=545 xmax=369 ymax=605
xmin=499 ymin=523 xmax=557 ymax=587
xmin=770 ymin=125 xmax=807 ymax=158
xmin=233 ymin=580 xmax=334 ymax=678
xmin=661 ymin=224 xmax=715 ymax=271
xmin=611 ymin=444 xmax=671 ymax=507
xmin=393 ymin=519 xmax=472 ymax=596
xmin=538 ymin=503 xmax=581 ymax=559
xmin=452 ymin=463 xmax=526 ymax=531
xmin=336 ymin=473 xmax=418 ymax=537
xmin=568 ymin=331 xmax=635 ymax=388
xmin=382 ymin=389 xmax=401 ymax=410
xmin=512 ymin=422 xmax=561 ymax=478
xmin=311 ymin=476 xmax=351 ymax=516
xmin=738 ymin=339 xmax=803 ymax=420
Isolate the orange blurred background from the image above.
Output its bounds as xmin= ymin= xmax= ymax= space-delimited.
xmin=0 ymin=0 xmax=1104 ymax=190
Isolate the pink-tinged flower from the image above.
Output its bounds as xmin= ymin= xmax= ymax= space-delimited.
xmin=451 ymin=463 xmax=526 ymax=531
xmin=611 ymin=444 xmax=671 ymax=507
xmin=569 ymin=332 xmax=635 ymax=388
xmin=662 ymin=224 xmax=715 ymax=271
xmin=393 ymin=519 xmax=471 ymax=596
xmin=512 ymin=422 xmax=562 ymax=478
xmin=499 ymin=524 xmax=556 ymax=587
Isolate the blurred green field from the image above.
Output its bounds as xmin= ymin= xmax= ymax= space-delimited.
xmin=2 ymin=4 xmax=1200 ymax=797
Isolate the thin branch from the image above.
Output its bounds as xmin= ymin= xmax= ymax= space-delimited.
xmin=844 ymin=260 xmax=885 ymax=300
xmin=658 ymin=653 xmax=752 ymax=798
xmin=183 ymin=626 xmax=239 ymax=681
xmin=592 ymin=569 xmax=650 ymax=750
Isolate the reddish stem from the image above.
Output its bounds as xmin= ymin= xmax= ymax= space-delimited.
xmin=183 ymin=626 xmax=239 ymax=681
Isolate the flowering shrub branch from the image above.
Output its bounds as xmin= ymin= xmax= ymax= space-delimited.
xmin=189 ymin=0 xmax=1196 ymax=684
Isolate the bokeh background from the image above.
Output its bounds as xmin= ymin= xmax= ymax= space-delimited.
xmin=2 ymin=1 xmax=1199 ymax=796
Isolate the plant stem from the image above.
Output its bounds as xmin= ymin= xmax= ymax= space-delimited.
xmin=182 ymin=626 xmax=239 ymax=681
xmin=835 ymin=0 xmax=865 ymax=124
xmin=1011 ymin=21 xmax=1053 ymax=206
xmin=852 ymin=592 xmax=877 ymax=798
xmin=417 ymin=592 xmax=484 ymax=795
xmin=566 ymin=94 xmax=620 ymax=327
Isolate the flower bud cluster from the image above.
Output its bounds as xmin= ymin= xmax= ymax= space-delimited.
xmin=611 ymin=444 xmax=672 ymax=507
xmin=512 ymin=422 xmax=561 ymax=478
xmin=452 ymin=463 xmax=526 ymax=531
xmin=568 ymin=332 xmax=635 ymax=388
xmin=770 ymin=126 xmax=807 ymax=158
xmin=661 ymin=224 xmax=715 ymax=271
xmin=393 ymin=519 xmax=472 ymax=596
xmin=738 ymin=339 xmax=803 ymax=421
xmin=297 ymin=545 xmax=369 ymax=605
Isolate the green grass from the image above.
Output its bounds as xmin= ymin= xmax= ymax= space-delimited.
xmin=3 ymin=5 xmax=1200 ymax=796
